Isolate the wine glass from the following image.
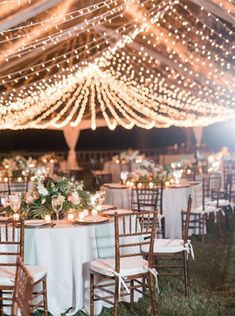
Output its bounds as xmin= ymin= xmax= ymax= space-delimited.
xmin=1 ymin=195 xmax=9 ymax=208
xmin=9 ymin=193 xmax=21 ymax=214
xmin=172 ymin=170 xmax=183 ymax=185
xmin=120 ymin=171 xmax=129 ymax=184
xmin=52 ymin=196 xmax=63 ymax=222
xmin=98 ymin=191 xmax=106 ymax=206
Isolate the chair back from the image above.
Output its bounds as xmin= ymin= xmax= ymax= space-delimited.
xmin=156 ymin=181 xmax=164 ymax=215
xmin=182 ymin=195 xmax=192 ymax=244
xmin=202 ymin=174 xmax=221 ymax=209
xmin=0 ymin=180 xmax=10 ymax=199
xmin=12 ymin=256 xmax=33 ymax=316
xmin=9 ymin=178 xmax=28 ymax=195
xmin=114 ymin=211 xmax=158 ymax=273
xmin=93 ymin=172 xmax=112 ymax=187
xmin=0 ymin=219 xmax=24 ymax=266
xmin=225 ymin=171 xmax=235 ymax=202
xmin=131 ymin=183 xmax=159 ymax=212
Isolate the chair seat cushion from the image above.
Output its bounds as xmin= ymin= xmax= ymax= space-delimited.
xmin=210 ymin=199 xmax=230 ymax=207
xmin=191 ymin=204 xmax=218 ymax=214
xmin=90 ymin=257 xmax=149 ymax=277
xmin=142 ymin=239 xmax=185 ymax=254
xmin=0 ymin=265 xmax=47 ymax=286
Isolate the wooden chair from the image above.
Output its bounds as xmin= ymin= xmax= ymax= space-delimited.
xmin=8 ymin=178 xmax=28 ymax=195
xmin=92 ymin=171 xmax=112 ymax=187
xmin=11 ymin=256 xmax=33 ymax=316
xmin=149 ymin=195 xmax=193 ymax=297
xmin=90 ymin=211 xmax=159 ymax=316
xmin=0 ymin=218 xmax=48 ymax=315
xmin=131 ymin=182 xmax=165 ymax=238
xmin=182 ymin=175 xmax=226 ymax=241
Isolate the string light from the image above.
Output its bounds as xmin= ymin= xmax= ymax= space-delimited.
xmin=0 ymin=0 xmax=234 ymax=131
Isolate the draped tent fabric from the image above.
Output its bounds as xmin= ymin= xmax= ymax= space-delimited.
xmin=63 ymin=126 xmax=80 ymax=170
xmin=193 ymin=127 xmax=203 ymax=148
xmin=0 ymin=0 xmax=234 ymax=131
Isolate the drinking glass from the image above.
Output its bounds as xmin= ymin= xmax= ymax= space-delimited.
xmin=173 ymin=170 xmax=182 ymax=185
xmin=120 ymin=171 xmax=129 ymax=184
xmin=52 ymin=196 xmax=63 ymax=222
xmin=1 ymin=195 xmax=9 ymax=208
xmin=9 ymin=193 xmax=21 ymax=214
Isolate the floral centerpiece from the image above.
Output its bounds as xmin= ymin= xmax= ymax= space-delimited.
xmin=124 ymin=159 xmax=171 ymax=185
xmin=0 ymin=155 xmax=37 ymax=179
xmin=40 ymin=153 xmax=62 ymax=164
xmin=3 ymin=174 xmax=91 ymax=219
xmin=112 ymin=149 xmax=145 ymax=164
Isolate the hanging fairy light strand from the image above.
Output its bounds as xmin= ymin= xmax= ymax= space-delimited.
xmin=0 ymin=0 xmax=234 ymax=130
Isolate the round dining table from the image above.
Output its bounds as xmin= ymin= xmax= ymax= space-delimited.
xmin=24 ymin=221 xmax=112 ymax=316
xmin=101 ymin=182 xmax=202 ymax=239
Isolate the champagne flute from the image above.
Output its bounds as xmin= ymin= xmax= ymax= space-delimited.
xmin=52 ymin=196 xmax=63 ymax=222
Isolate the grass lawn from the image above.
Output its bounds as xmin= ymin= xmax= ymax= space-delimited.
xmin=35 ymin=214 xmax=235 ymax=316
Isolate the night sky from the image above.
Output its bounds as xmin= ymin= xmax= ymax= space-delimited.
xmin=0 ymin=120 xmax=234 ymax=154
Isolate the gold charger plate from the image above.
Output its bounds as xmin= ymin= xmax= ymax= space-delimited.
xmin=102 ymin=209 xmax=133 ymax=216
xmin=73 ymin=216 xmax=110 ymax=225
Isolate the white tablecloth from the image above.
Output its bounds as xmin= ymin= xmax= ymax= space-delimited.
xmin=24 ymin=223 xmax=108 ymax=316
xmin=101 ymin=184 xmax=201 ymax=239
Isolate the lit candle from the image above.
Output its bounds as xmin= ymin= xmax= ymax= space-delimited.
xmin=129 ymin=181 xmax=134 ymax=188
xmin=83 ymin=209 xmax=88 ymax=216
xmin=67 ymin=213 xmax=74 ymax=221
xmin=165 ymin=181 xmax=170 ymax=187
xmin=13 ymin=213 xmax=20 ymax=221
xmin=149 ymin=182 xmax=154 ymax=189
xmin=44 ymin=214 xmax=51 ymax=223
xmin=137 ymin=183 xmax=142 ymax=189
xmin=79 ymin=212 xmax=85 ymax=220
xmin=92 ymin=209 xmax=98 ymax=216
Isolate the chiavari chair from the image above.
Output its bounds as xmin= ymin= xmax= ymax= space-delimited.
xmin=0 ymin=181 xmax=10 ymax=209
xmin=92 ymin=171 xmax=112 ymax=187
xmin=131 ymin=182 xmax=165 ymax=238
xmin=8 ymin=178 xmax=28 ymax=195
xmin=0 ymin=218 xmax=48 ymax=315
xmin=90 ymin=211 xmax=159 ymax=316
xmin=11 ymin=256 xmax=33 ymax=316
xmin=145 ymin=195 xmax=193 ymax=297
xmin=182 ymin=174 xmax=228 ymax=242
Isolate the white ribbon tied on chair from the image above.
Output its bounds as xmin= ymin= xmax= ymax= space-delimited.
xmin=111 ymin=266 xmax=159 ymax=296
xmin=157 ymin=214 xmax=164 ymax=230
xmin=184 ymin=240 xmax=195 ymax=260
xmin=146 ymin=267 xmax=159 ymax=293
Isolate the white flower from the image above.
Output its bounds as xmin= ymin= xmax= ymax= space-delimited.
xmin=76 ymin=182 xmax=84 ymax=191
xmin=68 ymin=191 xmax=80 ymax=205
xmin=38 ymin=184 xmax=49 ymax=196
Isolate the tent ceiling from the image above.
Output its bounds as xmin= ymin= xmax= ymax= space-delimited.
xmin=0 ymin=0 xmax=234 ymax=130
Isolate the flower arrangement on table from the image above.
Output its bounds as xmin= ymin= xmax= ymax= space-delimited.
xmin=121 ymin=159 xmax=171 ymax=188
xmin=2 ymin=174 xmax=92 ymax=220
xmin=0 ymin=155 xmax=38 ymax=179
xmin=39 ymin=153 xmax=62 ymax=164
xmin=112 ymin=149 xmax=145 ymax=164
